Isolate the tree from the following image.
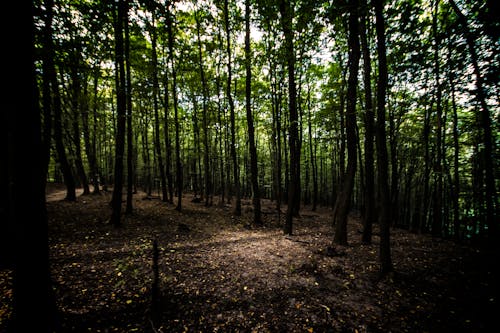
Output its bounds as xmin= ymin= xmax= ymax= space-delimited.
xmin=374 ymin=0 xmax=392 ymax=274
xmin=224 ymin=0 xmax=242 ymax=216
xmin=110 ymin=0 xmax=128 ymax=227
xmin=333 ymin=0 xmax=360 ymax=245
xmin=3 ymin=1 xmax=58 ymax=330
xmin=280 ymin=0 xmax=299 ymax=235
xmin=245 ymin=0 xmax=262 ymax=226
xmin=360 ymin=0 xmax=375 ymax=244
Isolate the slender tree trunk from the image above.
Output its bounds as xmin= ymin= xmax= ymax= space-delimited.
xmin=432 ymin=0 xmax=443 ymax=236
xmin=333 ymin=0 xmax=360 ymax=245
xmin=374 ymin=0 xmax=393 ymax=275
xmin=166 ymin=4 xmax=182 ymax=211
xmin=448 ymin=49 xmax=461 ymax=240
xmin=44 ymin=0 xmax=76 ymax=202
xmin=110 ymin=0 xmax=127 ymax=227
xmin=360 ymin=0 xmax=375 ymax=244
xmin=245 ymin=0 xmax=262 ymax=226
xmin=70 ymin=48 xmax=90 ymax=195
xmin=150 ymin=14 xmax=168 ymax=203
xmin=125 ymin=4 xmax=133 ymax=214
xmin=40 ymin=0 xmax=54 ymax=189
xmin=91 ymin=66 xmax=101 ymax=194
xmin=306 ymin=84 xmax=318 ymax=211
xmin=280 ymin=0 xmax=299 ymax=235
xmin=450 ymin=0 xmax=497 ymax=240
xmin=163 ymin=71 xmax=174 ymax=204
xmin=195 ymin=10 xmax=212 ymax=207
xmin=224 ymin=0 xmax=241 ymax=216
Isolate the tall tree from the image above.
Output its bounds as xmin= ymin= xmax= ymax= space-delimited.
xmin=245 ymin=0 xmax=262 ymax=226
xmin=195 ymin=8 xmax=212 ymax=207
xmin=449 ymin=0 xmax=497 ymax=240
xmin=45 ymin=0 xmax=76 ymax=201
xmin=166 ymin=1 xmax=183 ymax=211
xmin=125 ymin=1 xmax=134 ymax=214
xmin=224 ymin=0 xmax=241 ymax=216
xmin=360 ymin=0 xmax=375 ymax=244
xmin=280 ymin=0 xmax=299 ymax=235
xmin=150 ymin=9 xmax=168 ymax=203
xmin=333 ymin=0 xmax=360 ymax=245
xmin=374 ymin=0 xmax=392 ymax=274
xmin=431 ymin=0 xmax=443 ymax=236
xmin=5 ymin=1 xmax=58 ymax=330
xmin=110 ymin=0 xmax=127 ymax=227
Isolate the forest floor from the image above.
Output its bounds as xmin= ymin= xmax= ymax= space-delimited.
xmin=1 ymin=183 xmax=498 ymax=332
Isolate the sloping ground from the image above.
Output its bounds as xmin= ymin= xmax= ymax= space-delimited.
xmin=1 ymin=186 xmax=498 ymax=332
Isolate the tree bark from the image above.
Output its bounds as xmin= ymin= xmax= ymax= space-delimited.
xmin=110 ymin=0 xmax=127 ymax=227
xmin=280 ymin=0 xmax=299 ymax=235
xmin=166 ymin=2 xmax=182 ymax=211
xmin=150 ymin=13 xmax=168 ymax=203
xmin=195 ymin=10 xmax=212 ymax=207
xmin=360 ymin=0 xmax=375 ymax=244
xmin=125 ymin=4 xmax=134 ymax=214
xmin=333 ymin=0 xmax=360 ymax=246
xmin=449 ymin=0 xmax=497 ymax=240
xmin=245 ymin=0 xmax=262 ymax=226
xmin=374 ymin=0 xmax=393 ymax=275
xmin=224 ymin=0 xmax=241 ymax=216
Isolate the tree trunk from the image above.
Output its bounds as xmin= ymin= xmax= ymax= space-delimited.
xmin=195 ymin=10 xmax=211 ymax=207
xmin=125 ymin=5 xmax=134 ymax=214
xmin=70 ymin=47 xmax=90 ymax=195
xmin=280 ymin=0 xmax=299 ymax=235
xmin=224 ymin=0 xmax=241 ymax=216
xmin=150 ymin=13 xmax=168 ymax=203
xmin=166 ymin=3 xmax=182 ymax=211
xmin=6 ymin=2 xmax=59 ymax=330
xmin=432 ymin=0 xmax=443 ymax=236
xmin=360 ymin=0 xmax=375 ymax=244
xmin=450 ymin=0 xmax=497 ymax=240
xmin=245 ymin=0 xmax=262 ymax=226
xmin=333 ymin=0 xmax=360 ymax=246
xmin=110 ymin=0 xmax=127 ymax=227
xmin=374 ymin=0 xmax=393 ymax=275
xmin=163 ymin=71 xmax=174 ymax=204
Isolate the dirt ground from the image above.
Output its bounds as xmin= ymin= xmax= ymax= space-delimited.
xmin=1 ymin=184 xmax=498 ymax=332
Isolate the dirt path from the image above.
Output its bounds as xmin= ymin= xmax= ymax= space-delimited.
xmin=46 ymin=188 xmax=85 ymax=202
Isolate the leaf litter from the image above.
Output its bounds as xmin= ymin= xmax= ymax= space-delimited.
xmin=0 ymin=185 xmax=498 ymax=332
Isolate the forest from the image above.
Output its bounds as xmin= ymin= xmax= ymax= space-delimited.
xmin=1 ymin=0 xmax=498 ymax=332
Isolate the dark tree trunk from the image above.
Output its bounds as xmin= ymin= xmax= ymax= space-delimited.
xmin=70 ymin=48 xmax=90 ymax=195
xmin=224 ymin=0 xmax=241 ymax=216
xmin=163 ymin=72 xmax=174 ymax=204
xmin=333 ymin=0 xmax=360 ymax=246
xmin=45 ymin=0 xmax=76 ymax=201
xmin=450 ymin=0 xmax=497 ymax=240
xmin=6 ymin=1 xmax=58 ymax=329
xmin=150 ymin=13 xmax=168 ymax=203
xmin=166 ymin=3 xmax=182 ymax=211
xmin=82 ymin=66 xmax=100 ymax=194
xmin=374 ymin=0 xmax=393 ymax=275
xmin=195 ymin=11 xmax=212 ymax=207
xmin=306 ymin=84 xmax=318 ymax=211
xmin=245 ymin=0 xmax=262 ymax=226
xmin=432 ymin=0 xmax=443 ymax=236
xmin=360 ymin=0 xmax=375 ymax=244
xmin=110 ymin=0 xmax=127 ymax=227
xmin=280 ymin=0 xmax=299 ymax=235
xmin=125 ymin=4 xmax=134 ymax=214
xmin=448 ymin=48 xmax=461 ymax=240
